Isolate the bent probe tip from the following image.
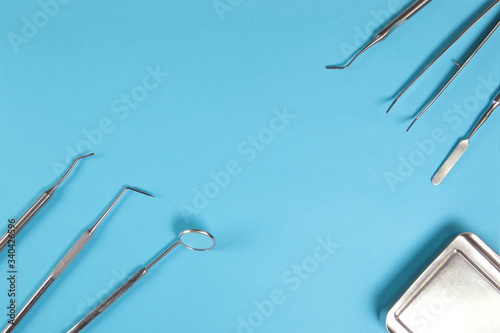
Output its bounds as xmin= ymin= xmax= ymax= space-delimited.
xmin=123 ymin=186 xmax=155 ymax=198
xmin=48 ymin=153 xmax=95 ymax=194
xmin=325 ymin=55 xmax=358 ymax=70
xmin=0 ymin=153 xmax=95 ymax=253
xmin=326 ymin=63 xmax=350 ymax=70
xmin=87 ymin=186 xmax=154 ymax=234
xmin=326 ymin=39 xmax=377 ymax=70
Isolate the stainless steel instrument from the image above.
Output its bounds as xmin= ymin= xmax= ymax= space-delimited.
xmin=432 ymin=89 xmax=500 ymax=185
xmin=386 ymin=0 xmax=500 ymax=114
xmin=2 ymin=187 xmax=154 ymax=333
xmin=385 ymin=232 xmax=500 ymax=333
xmin=406 ymin=18 xmax=500 ymax=131
xmin=326 ymin=0 xmax=433 ymax=69
xmin=67 ymin=229 xmax=216 ymax=333
xmin=0 ymin=153 xmax=93 ymax=253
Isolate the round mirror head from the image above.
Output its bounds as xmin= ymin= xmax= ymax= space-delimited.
xmin=179 ymin=229 xmax=216 ymax=251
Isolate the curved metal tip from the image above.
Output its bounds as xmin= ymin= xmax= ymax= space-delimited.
xmin=407 ymin=104 xmax=431 ymax=132
xmin=326 ymin=38 xmax=379 ymax=70
xmin=386 ymin=98 xmax=399 ymax=114
xmin=78 ymin=153 xmax=95 ymax=159
xmin=406 ymin=114 xmax=421 ymax=132
xmin=87 ymin=186 xmax=154 ymax=234
xmin=326 ymin=64 xmax=350 ymax=70
xmin=326 ymin=56 xmax=357 ymax=70
xmin=48 ymin=153 xmax=94 ymax=194
xmin=123 ymin=186 xmax=155 ymax=198
xmin=406 ymin=120 xmax=416 ymax=132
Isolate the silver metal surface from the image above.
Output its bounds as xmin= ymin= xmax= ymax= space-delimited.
xmin=51 ymin=231 xmax=93 ymax=279
xmin=3 ymin=276 xmax=55 ymax=332
xmin=178 ymin=228 xmax=217 ymax=252
xmin=386 ymin=232 xmax=500 ymax=333
xmin=0 ymin=153 xmax=93 ymax=253
xmin=67 ymin=269 xmax=148 ymax=333
xmin=432 ymin=89 xmax=500 ymax=185
xmin=67 ymin=229 xmax=216 ymax=333
xmin=326 ymin=0 xmax=432 ymax=69
xmin=386 ymin=0 xmax=500 ymax=114
xmin=432 ymin=140 xmax=469 ymax=185
xmin=407 ymin=19 xmax=500 ymax=131
xmin=1 ymin=187 xmax=153 ymax=333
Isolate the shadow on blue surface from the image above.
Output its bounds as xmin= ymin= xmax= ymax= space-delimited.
xmin=171 ymin=215 xmax=210 ymax=236
xmin=388 ymin=1 xmax=499 ymax=103
xmin=375 ymin=222 xmax=465 ymax=325
xmin=407 ymin=14 xmax=500 ymax=122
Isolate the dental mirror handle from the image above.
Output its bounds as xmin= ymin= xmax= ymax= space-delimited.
xmin=1 ymin=187 xmax=153 ymax=333
xmin=67 ymin=241 xmax=181 ymax=333
xmin=67 ymin=268 xmax=148 ymax=333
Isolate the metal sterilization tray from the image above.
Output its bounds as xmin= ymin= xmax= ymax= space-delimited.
xmin=386 ymin=232 xmax=500 ymax=333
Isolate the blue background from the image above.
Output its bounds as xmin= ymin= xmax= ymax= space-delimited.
xmin=1 ymin=0 xmax=499 ymax=332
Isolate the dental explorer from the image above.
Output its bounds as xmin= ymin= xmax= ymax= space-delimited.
xmin=2 ymin=187 xmax=154 ymax=333
xmin=432 ymin=89 xmax=500 ymax=185
xmin=67 ymin=229 xmax=216 ymax=333
xmin=326 ymin=0 xmax=433 ymax=69
xmin=0 ymin=153 xmax=93 ymax=253
xmin=406 ymin=18 xmax=500 ymax=132
xmin=386 ymin=0 xmax=500 ymax=114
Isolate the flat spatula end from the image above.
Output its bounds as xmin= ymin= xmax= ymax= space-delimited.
xmin=432 ymin=139 xmax=470 ymax=185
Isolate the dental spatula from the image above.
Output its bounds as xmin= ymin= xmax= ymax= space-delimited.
xmin=432 ymin=89 xmax=500 ymax=185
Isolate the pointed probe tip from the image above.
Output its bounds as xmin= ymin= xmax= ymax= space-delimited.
xmin=76 ymin=153 xmax=95 ymax=160
xmin=48 ymin=153 xmax=95 ymax=194
xmin=124 ymin=186 xmax=155 ymax=198
xmin=406 ymin=118 xmax=418 ymax=132
xmin=386 ymin=100 xmax=397 ymax=114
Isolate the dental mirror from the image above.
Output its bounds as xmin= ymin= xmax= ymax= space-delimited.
xmin=179 ymin=229 xmax=216 ymax=251
xmin=67 ymin=229 xmax=216 ymax=333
